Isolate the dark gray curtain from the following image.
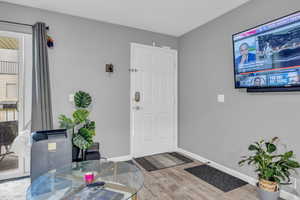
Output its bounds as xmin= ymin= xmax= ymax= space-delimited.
xmin=31 ymin=22 xmax=53 ymax=131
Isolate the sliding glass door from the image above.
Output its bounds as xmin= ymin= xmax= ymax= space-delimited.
xmin=0 ymin=30 xmax=32 ymax=180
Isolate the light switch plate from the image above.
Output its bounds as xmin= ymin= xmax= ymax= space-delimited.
xmin=217 ymin=94 xmax=225 ymax=103
xmin=69 ymin=94 xmax=74 ymax=102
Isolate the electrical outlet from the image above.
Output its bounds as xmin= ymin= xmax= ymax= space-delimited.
xmin=290 ymin=177 xmax=297 ymax=189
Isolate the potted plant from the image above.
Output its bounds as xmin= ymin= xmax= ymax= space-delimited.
xmin=239 ymin=137 xmax=300 ymax=200
xmin=58 ymin=91 xmax=95 ymax=161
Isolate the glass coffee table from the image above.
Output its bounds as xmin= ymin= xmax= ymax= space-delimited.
xmin=27 ymin=160 xmax=144 ymax=200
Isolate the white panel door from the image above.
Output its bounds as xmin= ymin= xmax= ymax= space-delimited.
xmin=130 ymin=43 xmax=177 ymax=157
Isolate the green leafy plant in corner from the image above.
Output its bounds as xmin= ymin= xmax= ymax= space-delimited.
xmin=239 ymin=137 xmax=300 ymax=188
xmin=58 ymin=91 xmax=95 ymax=150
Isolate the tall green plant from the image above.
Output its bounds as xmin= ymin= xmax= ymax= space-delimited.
xmin=239 ymin=137 xmax=300 ymax=184
xmin=58 ymin=91 xmax=95 ymax=150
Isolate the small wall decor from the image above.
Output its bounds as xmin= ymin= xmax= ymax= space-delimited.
xmin=47 ymin=35 xmax=54 ymax=48
xmin=105 ymin=64 xmax=114 ymax=73
xmin=45 ymin=26 xmax=54 ymax=48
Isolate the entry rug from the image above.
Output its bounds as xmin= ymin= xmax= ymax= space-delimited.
xmin=134 ymin=152 xmax=193 ymax=172
xmin=185 ymin=165 xmax=248 ymax=192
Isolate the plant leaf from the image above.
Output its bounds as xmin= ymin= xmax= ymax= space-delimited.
xmin=58 ymin=114 xmax=74 ymax=130
xmin=78 ymin=128 xmax=93 ymax=143
xmin=286 ymin=160 xmax=300 ymax=168
xmin=266 ymin=143 xmax=277 ymax=153
xmin=284 ymin=151 xmax=293 ymax=159
xmin=74 ymin=91 xmax=92 ymax=108
xmin=248 ymin=144 xmax=258 ymax=151
xmin=238 ymin=159 xmax=247 ymax=166
xmin=73 ymin=134 xmax=91 ymax=150
xmin=73 ymin=109 xmax=90 ymax=124
xmin=84 ymin=121 xmax=95 ymax=130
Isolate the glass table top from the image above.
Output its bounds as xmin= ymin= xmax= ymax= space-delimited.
xmin=26 ymin=160 xmax=144 ymax=200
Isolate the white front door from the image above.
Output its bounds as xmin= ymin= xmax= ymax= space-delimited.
xmin=130 ymin=43 xmax=177 ymax=157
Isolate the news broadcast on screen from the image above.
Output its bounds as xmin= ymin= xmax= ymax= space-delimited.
xmin=233 ymin=12 xmax=300 ymax=88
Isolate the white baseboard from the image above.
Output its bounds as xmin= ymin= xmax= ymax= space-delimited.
xmin=177 ymin=148 xmax=299 ymax=200
xmin=108 ymin=155 xmax=132 ymax=162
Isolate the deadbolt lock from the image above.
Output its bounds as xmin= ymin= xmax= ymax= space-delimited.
xmin=134 ymin=91 xmax=141 ymax=102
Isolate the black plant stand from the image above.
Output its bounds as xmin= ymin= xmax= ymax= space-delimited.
xmin=72 ymin=142 xmax=101 ymax=162
xmin=85 ymin=142 xmax=101 ymax=161
xmin=72 ymin=145 xmax=81 ymax=162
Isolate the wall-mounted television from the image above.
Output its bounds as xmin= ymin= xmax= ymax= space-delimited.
xmin=232 ymin=11 xmax=300 ymax=92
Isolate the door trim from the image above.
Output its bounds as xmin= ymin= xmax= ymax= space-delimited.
xmin=130 ymin=42 xmax=178 ymax=158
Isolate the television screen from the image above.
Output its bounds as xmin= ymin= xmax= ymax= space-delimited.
xmin=233 ymin=12 xmax=300 ymax=88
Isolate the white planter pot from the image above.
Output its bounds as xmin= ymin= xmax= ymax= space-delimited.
xmin=258 ymin=187 xmax=280 ymax=200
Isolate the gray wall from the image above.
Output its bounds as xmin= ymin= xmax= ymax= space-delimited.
xmin=0 ymin=2 xmax=178 ymax=158
xmin=179 ymin=0 xmax=300 ymax=189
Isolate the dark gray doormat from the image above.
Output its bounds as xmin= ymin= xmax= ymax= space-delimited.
xmin=185 ymin=165 xmax=248 ymax=192
xmin=134 ymin=152 xmax=193 ymax=172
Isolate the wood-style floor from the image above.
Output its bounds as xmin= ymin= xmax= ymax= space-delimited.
xmin=136 ymin=158 xmax=260 ymax=200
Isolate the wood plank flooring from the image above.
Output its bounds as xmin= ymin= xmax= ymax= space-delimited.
xmin=135 ymin=158 xmax=260 ymax=200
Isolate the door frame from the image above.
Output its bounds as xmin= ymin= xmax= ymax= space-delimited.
xmin=0 ymin=30 xmax=32 ymax=180
xmin=130 ymin=42 xmax=178 ymax=158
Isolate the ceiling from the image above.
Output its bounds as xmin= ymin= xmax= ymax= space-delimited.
xmin=5 ymin=0 xmax=250 ymax=36
xmin=0 ymin=37 xmax=18 ymax=49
